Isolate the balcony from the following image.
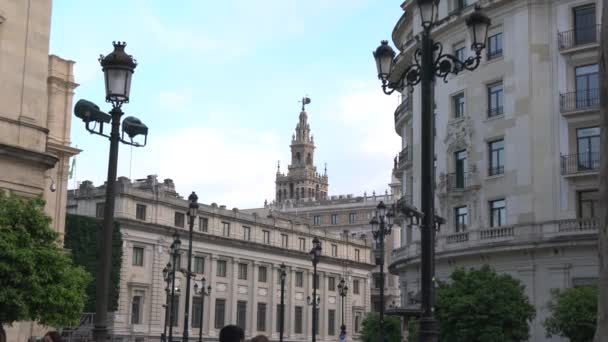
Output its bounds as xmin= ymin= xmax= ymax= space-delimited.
xmin=393 ymin=146 xmax=412 ymax=178
xmin=558 ymin=25 xmax=600 ymax=52
xmin=560 ymin=153 xmax=600 ymax=176
xmin=559 ymin=89 xmax=599 ymax=114
xmin=446 ymin=172 xmax=473 ymax=191
xmin=394 ymin=96 xmax=412 ymax=128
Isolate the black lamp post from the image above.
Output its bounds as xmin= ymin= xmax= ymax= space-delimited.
xmin=182 ymin=192 xmax=199 ymax=342
xmin=370 ymin=201 xmax=394 ymax=342
xmin=194 ymin=276 xmax=212 ymax=342
xmin=279 ymin=263 xmax=287 ymax=342
xmin=73 ymin=42 xmax=148 ymax=342
xmin=307 ymin=237 xmax=322 ymax=342
xmin=337 ymin=278 xmax=348 ymax=337
xmin=168 ymin=231 xmax=182 ymax=342
xmin=373 ymin=3 xmax=490 ymax=342
xmin=162 ymin=263 xmax=173 ymax=342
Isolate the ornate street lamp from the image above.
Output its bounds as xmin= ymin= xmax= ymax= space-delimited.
xmin=182 ymin=192 xmax=199 ymax=342
xmin=279 ymin=263 xmax=287 ymax=342
xmin=373 ymin=3 xmax=490 ymax=341
xmin=168 ymin=231 xmax=181 ymax=342
xmin=194 ymin=276 xmax=212 ymax=342
xmin=337 ymin=278 xmax=348 ymax=337
xmin=74 ymin=41 xmax=149 ymax=342
xmin=308 ymin=237 xmax=322 ymax=342
xmin=370 ymin=202 xmax=394 ymax=342
xmin=161 ymin=263 xmax=172 ymax=342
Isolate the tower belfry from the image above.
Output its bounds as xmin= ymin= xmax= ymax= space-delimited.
xmin=275 ymin=97 xmax=328 ymax=204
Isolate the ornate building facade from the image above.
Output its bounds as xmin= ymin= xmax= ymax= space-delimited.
xmin=388 ymin=1 xmax=601 ymax=341
xmin=67 ymin=176 xmax=374 ymax=341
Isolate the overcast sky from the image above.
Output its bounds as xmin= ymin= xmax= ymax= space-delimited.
xmin=50 ymin=0 xmax=403 ymax=208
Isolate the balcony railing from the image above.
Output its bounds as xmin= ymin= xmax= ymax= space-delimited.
xmin=488 ymin=166 xmax=504 ymax=177
xmin=559 ymin=88 xmax=599 ymax=113
xmin=558 ymin=217 xmax=599 ymax=232
xmin=394 ymin=96 xmax=412 ymax=124
xmin=558 ymin=25 xmax=600 ymax=50
xmin=446 ymin=172 xmax=472 ymax=191
xmin=560 ymin=152 xmax=600 ymax=175
xmin=394 ymin=146 xmax=412 ymax=171
xmin=487 ymin=106 xmax=504 ymax=117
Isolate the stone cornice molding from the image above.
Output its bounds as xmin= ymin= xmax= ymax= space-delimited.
xmin=0 ymin=142 xmax=58 ymax=169
xmin=0 ymin=115 xmax=49 ymax=134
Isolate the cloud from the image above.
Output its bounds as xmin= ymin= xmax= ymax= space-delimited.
xmin=158 ymin=90 xmax=194 ymax=112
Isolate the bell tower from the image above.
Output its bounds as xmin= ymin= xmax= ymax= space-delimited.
xmin=275 ymin=97 xmax=328 ymax=204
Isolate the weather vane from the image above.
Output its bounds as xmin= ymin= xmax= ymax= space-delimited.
xmin=299 ymin=96 xmax=311 ymax=111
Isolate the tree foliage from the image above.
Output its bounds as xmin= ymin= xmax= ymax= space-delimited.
xmin=360 ymin=313 xmax=401 ymax=342
xmin=435 ymin=265 xmax=536 ymax=342
xmin=0 ymin=194 xmax=91 ymax=328
xmin=544 ymin=285 xmax=598 ymax=342
xmin=64 ymin=214 xmax=122 ymax=312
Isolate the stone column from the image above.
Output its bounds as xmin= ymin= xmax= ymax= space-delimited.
xmin=207 ymin=255 xmax=218 ymax=337
xmin=318 ymin=270 xmax=326 ymax=341
xmin=231 ymin=258 xmax=240 ymax=323
xmin=149 ymin=243 xmax=164 ymax=335
xmin=250 ymin=261 xmax=260 ymax=337
xmin=269 ymin=264 xmax=279 ymax=336
xmin=288 ymin=268 xmax=297 ymax=338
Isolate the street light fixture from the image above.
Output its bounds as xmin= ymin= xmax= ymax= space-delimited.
xmin=194 ymin=276 xmax=212 ymax=342
xmin=370 ymin=201 xmax=394 ymax=342
xmin=180 ymin=192 xmax=199 ymax=342
xmin=308 ymin=237 xmax=322 ymax=342
xmin=279 ymin=263 xmax=287 ymax=342
xmin=337 ymin=278 xmax=348 ymax=337
xmin=373 ymin=3 xmax=490 ymax=342
xmin=73 ymin=42 xmax=148 ymax=342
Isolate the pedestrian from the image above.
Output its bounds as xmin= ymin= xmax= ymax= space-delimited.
xmin=339 ymin=326 xmax=347 ymax=342
xmin=251 ymin=335 xmax=269 ymax=342
xmin=219 ymin=325 xmax=245 ymax=342
xmin=43 ymin=331 xmax=61 ymax=342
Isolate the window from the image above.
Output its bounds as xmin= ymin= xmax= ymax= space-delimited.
xmin=348 ymin=212 xmax=357 ymax=224
xmin=132 ymin=246 xmax=144 ymax=266
xmin=454 ymin=149 xmax=468 ymax=189
xmin=454 ymin=206 xmax=468 ymax=232
xmin=487 ymin=32 xmax=503 ymax=59
xmin=328 ymin=309 xmax=336 ymax=336
xmin=257 ymin=303 xmax=267 ymax=331
xmin=489 ymin=139 xmax=505 ymax=176
xmin=222 ymin=222 xmax=230 ymax=237
xmin=313 ymin=215 xmax=321 ymax=225
xmin=296 ymin=272 xmax=304 ymax=287
xmin=214 ymin=299 xmax=226 ymax=329
xmin=354 ymin=312 xmax=362 ymax=333
xmin=174 ymin=212 xmax=185 ymax=228
xmin=453 ymin=92 xmax=465 ymax=118
xmin=331 ymin=244 xmax=338 ymax=257
xmin=331 ymin=214 xmax=338 ymax=225
xmin=328 ymin=277 xmax=336 ymax=291
xmin=136 ymin=204 xmax=146 ymax=220
xmin=199 ymin=217 xmax=208 ymax=232
xmin=263 ymin=230 xmax=270 ymax=244
xmin=238 ymin=263 xmax=248 ymax=280
xmin=217 ymin=260 xmax=227 ymax=277
xmin=453 ymin=44 xmax=466 ymax=71
xmin=281 ymin=234 xmax=288 ymax=248
xmin=487 ymin=82 xmax=504 ymax=117
xmin=237 ymin=301 xmax=247 ymax=330
xmin=194 ymin=256 xmax=205 ymax=274
xmin=243 ymin=226 xmax=251 ymax=241
xmin=294 ymin=306 xmax=303 ymax=333
xmin=353 ymin=279 xmax=360 ymax=294
xmin=170 ymin=295 xmax=180 ymax=326
xmin=574 ymin=4 xmax=597 ymax=45
xmin=490 ymin=199 xmax=506 ymax=227
xmin=355 ymin=249 xmax=360 ymax=261
xmin=575 ymin=64 xmax=599 ymax=109
xmin=96 ymin=202 xmax=105 ymax=218
xmin=576 ymin=127 xmax=600 ymax=170
xmin=299 ymin=238 xmax=306 ymax=251
xmin=131 ymin=291 xmax=144 ymax=324
xmin=258 ymin=266 xmax=267 ymax=283
xmin=578 ymin=190 xmax=599 ymax=219
xmin=192 ymin=297 xmax=202 ymax=328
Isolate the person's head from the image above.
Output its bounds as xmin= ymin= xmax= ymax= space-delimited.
xmin=43 ymin=331 xmax=61 ymax=342
xmin=251 ymin=335 xmax=270 ymax=342
xmin=219 ymin=325 xmax=244 ymax=342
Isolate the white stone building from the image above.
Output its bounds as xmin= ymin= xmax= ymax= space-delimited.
xmin=67 ymin=176 xmax=374 ymax=341
xmin=387 ymin=1 xmax=601 ymax=341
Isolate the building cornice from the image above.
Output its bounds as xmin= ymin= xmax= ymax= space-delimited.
xmin=0 ymin=142 xmax=58 ymax=169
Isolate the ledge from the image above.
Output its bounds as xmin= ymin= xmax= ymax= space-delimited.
xmin=0 ymin=143 xmax=58 ymax=169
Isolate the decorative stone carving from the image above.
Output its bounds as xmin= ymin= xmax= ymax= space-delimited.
xmin=328 ymin=296 xmax=336 ymax=304
xmin=444 ymin=117 xmax=474 ymax=153
xmin=238 ymin=286 xmax=248 ymax=294
xmin=258 ymin=288 xmax=268 ymax=296
xmin=216 ymin=283 xmax=227 ymax=292
xmin=295 ymin=292 xmax=304 ymax=300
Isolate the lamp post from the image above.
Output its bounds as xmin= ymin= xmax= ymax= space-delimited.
xmin=373 ymin=3 xmax=490 ymax=341
xmin=162 ymin=263 xmax=173 ymax=342
xmin=279 ymin=263 xmax=287 ymax=342
xmin=307 ymin=237 xmax=322 ymax=342
xmin=182 ymin=192 xmax=199 ymax=342
xmin=370 ymin=201 xmax=394 ymax=342
xmin=168 ymin=231 xmax=182 ymax=342
xmin=72 ymin=42 xmax=148 ymax=342
xmin=194 ymin=276 xmax=212 ymax=342
xmin=337 ymin=278 xmax=348 ymax=337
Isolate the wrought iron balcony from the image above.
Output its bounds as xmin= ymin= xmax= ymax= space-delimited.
xmin=559 ymin=88 xmax=599 ymax=113
xmin=393 ymin=147 xmax=412 ymax=176
xmin=558 ymin=25 xmax=600 ymax=51
xmin=560 ymin=152 xmax=600 ymax=175
xmin=446 ymin=172 xmax=472 ymax=191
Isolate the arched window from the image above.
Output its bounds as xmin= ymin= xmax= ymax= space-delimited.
xmin=296 ymin=152 xmax=301 ymax=164
xmin=306 ymin=153 xmax=312 ymax=165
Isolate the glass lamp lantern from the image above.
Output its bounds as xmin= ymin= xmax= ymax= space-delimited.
xmin=99 ymin=41 xmax=137 ymax=104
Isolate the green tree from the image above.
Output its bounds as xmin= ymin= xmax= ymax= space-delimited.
xmin=360 ymin=313 xmax=401 ymax=342
xmin=435 ymin=265 xmax=536 ymax=342
xmin=64 ymin=214 xmax=122 ymax=312
xmin=544 ymin=285 xmax=598 ymax=342
xmin=0 ymin=194 xmax=91 ymax=337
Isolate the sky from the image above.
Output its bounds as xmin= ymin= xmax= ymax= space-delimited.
xmin=50 ymin=0 xmax=404 ymax=208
